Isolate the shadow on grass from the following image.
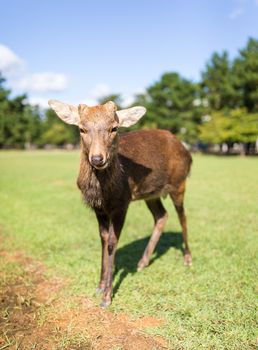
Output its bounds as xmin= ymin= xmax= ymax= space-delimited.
xmin=113 ymin=231 xmax=183 ymax=296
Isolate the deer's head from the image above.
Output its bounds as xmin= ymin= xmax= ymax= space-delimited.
xmin=48 ymin=100 xmax=146 ymax=170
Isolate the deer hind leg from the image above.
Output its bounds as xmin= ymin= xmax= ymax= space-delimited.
xmin=137 ymin=198 xmax=168 ymax=271
xmin=170 ymin=181 xmax=192 ymax=266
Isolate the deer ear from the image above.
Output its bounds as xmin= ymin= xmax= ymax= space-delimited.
xmin=104 ymin=100 xmax=117 ymax=112
xmin=116 ymin=106 xmax=146 ymax=127
xmin=48 ymin=99 xmax=79 ymax=125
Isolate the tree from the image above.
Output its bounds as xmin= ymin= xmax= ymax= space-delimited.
xmin=199 ymin=111 xmax=230 ymax=145
xmin=40 ymin=108 xmax=79 ymax=146
xmin=199 ymin=108 xmax=258 ymax=152
xmin=132 ymin=72 xmax=203 ymax=143
xmin=233 ymin=38 xmax=258 ymax=112
xmin=24 ymin=105 xmax=44 ymax=147
xmin=201 ymin=51 xmax=237 ymax=110
xmin=0 ymin=74 xmax=43 ymax=148
xmin=0 ymin=74 xmax=10 ymax=102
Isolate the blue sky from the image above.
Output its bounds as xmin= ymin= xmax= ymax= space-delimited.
xmin=0 ymin=0 xmax=258 ymax=108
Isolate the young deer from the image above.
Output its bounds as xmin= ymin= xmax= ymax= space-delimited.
xmin=48 ymin=99 xmax=192 ymax=307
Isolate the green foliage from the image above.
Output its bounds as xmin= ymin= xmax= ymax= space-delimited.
xmin=41 ymin=123 xmax=72 ymax=146
xmin=233 ymin=38 xmax=258 ymax=112
xmin=133 ymin=73 xmax=204 ymax=143
xmin=230 ymin=109 xmax=258 ymax=142
xmin=197 ymin=38 xmax=258 ymax=148
xmin=146 ymin=72 xmax=198 ymax=128
xmin=201 ymin=51 xmax=237 ymax=110
xmin=0 ymin=74 xmax=42 ymax=148
xmin=199 ymin=112 xmax=231 ymax=144
xmin=40 ymin=109 xmax=79 ymax=146
xmin=199 ymin=108 xmax=258 ymax=145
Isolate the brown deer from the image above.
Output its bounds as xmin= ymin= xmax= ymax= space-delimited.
xmin=48 ymin=99 xmax=192 ymax=307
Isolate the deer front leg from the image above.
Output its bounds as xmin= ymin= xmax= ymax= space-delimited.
xmin=100 ymin=209 xmax=127 ymax=308
xmin=95 ymin=210 xmax=110 ymax=293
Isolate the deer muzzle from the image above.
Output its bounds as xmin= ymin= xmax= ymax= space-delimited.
xmin=90 ymin=154 xmax=108 ymax=170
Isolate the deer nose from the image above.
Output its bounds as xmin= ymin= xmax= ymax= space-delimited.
xmin=91 ymin=155 xmax=104 ymax=166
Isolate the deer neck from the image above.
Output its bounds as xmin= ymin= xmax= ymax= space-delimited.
xmin=77 ymin=151 xmax=123 ymax=210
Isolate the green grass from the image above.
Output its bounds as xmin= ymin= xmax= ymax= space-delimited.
xmin=0 ymin=150 xmax=257 ymax=349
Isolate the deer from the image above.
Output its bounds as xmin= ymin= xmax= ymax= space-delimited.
xmin=48 ymin=99 xmax=192 ymax=307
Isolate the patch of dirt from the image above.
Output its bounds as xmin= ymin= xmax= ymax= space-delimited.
xmin=0 ymin=249 xmax=168 ymax=350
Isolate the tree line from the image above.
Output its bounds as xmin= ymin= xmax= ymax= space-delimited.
xmin=1 ymin=38 xmax=258 ymax=153
xmin=0 ymin=75 xmax=78 ymax=149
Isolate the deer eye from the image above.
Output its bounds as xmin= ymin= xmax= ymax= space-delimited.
xmin=111 ymin=126 xmax=118 ymax=133
xmin=80 ymin=128 xmax=87 ymax=134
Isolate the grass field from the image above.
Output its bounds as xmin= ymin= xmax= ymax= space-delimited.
xmin=0 ymin=151 xmax=257 ymax=349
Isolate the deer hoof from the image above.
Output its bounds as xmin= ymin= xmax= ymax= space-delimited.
xmin=100 ymin=299 xmax=111 ymax=308
xmin=184 ymin=253 xmax=192 ymax=267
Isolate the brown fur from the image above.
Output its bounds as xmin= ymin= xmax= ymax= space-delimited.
xmin=78 ymin=129 xmax=192 ymax=210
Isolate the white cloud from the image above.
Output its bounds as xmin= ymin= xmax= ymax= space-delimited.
xmin=229 ymin=7 xmax=244 ymax=19
xmin=28 ymin=96 xmax=50 ymax=109
xmin=17 ymin=72 xmax=68 ymax=93
xmin=229 ymin=0 xmax=258 ymax=20
xmin=121 ymin=95 xmax=135 ymax=107
xmin=0 ymin=43 xmax=69 ymax=94
xmin=89 ymin=83 xmax=111 ymax=100
xmin=76 ymin=83 xmax=112 ymax=106
xmin=121 ymin=87 xmax=145 ymax=108
xmin=79 ymin=85 xmax=145 ymax=108
xmin=78 ymin=84 xmax=143 ymax=108
xmin=0 ymin=44 xmax=23 ymax=73
xmin=78 ymin=98 xmax=99 ymax=106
